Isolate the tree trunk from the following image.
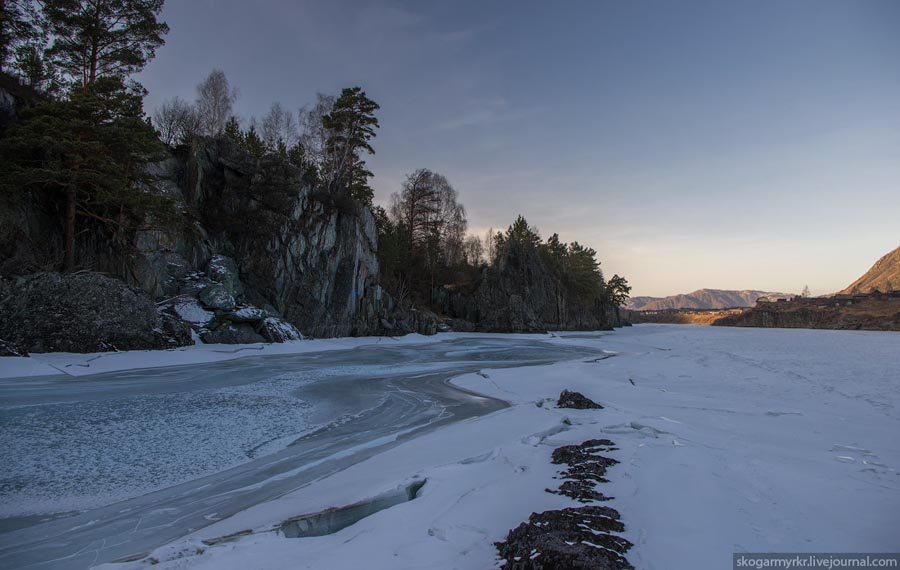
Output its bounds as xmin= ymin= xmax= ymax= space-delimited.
xmin=63 ymin=188 xmax=76 ymax=271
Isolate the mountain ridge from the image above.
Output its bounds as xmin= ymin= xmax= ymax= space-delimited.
xmin=627 ymin=289 xmax=788 ymax=311
xmin=840 ymin=245 xmax=900 ymax=294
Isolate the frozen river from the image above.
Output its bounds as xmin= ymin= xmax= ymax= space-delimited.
xmin=0 ymin=336 xmax=601 ymax=569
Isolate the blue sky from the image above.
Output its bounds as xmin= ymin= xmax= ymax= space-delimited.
xmin=138 ymin=0 xmax=900 ymax=296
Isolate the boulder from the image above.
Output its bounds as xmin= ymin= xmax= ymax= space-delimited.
xmin=224 ymin=307 xmax=267 ymax=323
xmin=557 ymin=389 xmax=603 ymax=409
xmin=0 ymin=272 xmax=191 ymax=354
xmin=260 ymin=317 xmax=303 ymax=342
xmin=201 ymin=322 xmax=265 ymax=345
xmin=198 ymin=283 xmax=236 ymax=311
xmin=207 ymin=255 xmax=243 ymax=300
xmin=165 ymin=296 xmax=215 ymax=327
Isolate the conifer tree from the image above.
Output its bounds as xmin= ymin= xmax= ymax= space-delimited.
xmin=0 ymin=77 xmax=169 ymax=270
xmin=607 ymin=275 xmax=631 ymax=306
xmin=42 ymin=0 xmax=168 ymax=88
xmin=322 ymin=86 xmax=379 ymax=205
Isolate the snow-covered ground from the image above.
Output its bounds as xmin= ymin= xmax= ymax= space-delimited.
xmin=3 ymin=325 xmax=899 ymax=569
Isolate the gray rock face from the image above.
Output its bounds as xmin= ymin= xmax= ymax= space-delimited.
xmin=146 ymin=138 xmax=400 ymax=338
xmin=0 ymin=273 xmax=191 ymax=354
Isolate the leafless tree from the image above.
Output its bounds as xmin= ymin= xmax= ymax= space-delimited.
xmin=484 ymin=227 xmax=496 ymax=264
xmin=389 ymin=169 xmax=467 ymax=264
xmin=153 ymin=96 xmax=200 ymax=146
xmin=196 ymin=69 xmax=237 ymax=136
xmin=463 ymin=235 xmax=484 ymax=266
xmin=261 ymin=102 xmax=298 ymax=151
xmin=298 ymin=93 xmax=336 ymax=171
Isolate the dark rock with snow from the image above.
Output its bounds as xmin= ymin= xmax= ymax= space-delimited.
xmin=225 ymin=307 xmax=267 ymax=323
xmin=207 ymin=255 xmax=243 ymax=300
xmin=0 ymin=338 xmax=23 ymax=356
xmin=260 ymin=317 xmax=303 ymax=342
xmin=201 ymin=322 xmax=265 ymax=345
xmin=495 ymin=506 xmax=633 ymax=570
xmin=198 ymin=283 xmax=236 ymax=311
xmin=497 ymin=438 xmax=631 ymax=569
xmin=548 ymin=439 xmax=619 ymax=503
xmin=0 ymin=273 xmax=190 ymax=354
xmin=556 ymin=389 xmax=604 ymax=409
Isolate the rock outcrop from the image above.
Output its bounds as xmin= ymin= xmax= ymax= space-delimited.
xmin=0 ymin=273 xmax=191 ymax=354
xmin=155 ymin=253 xmax=302 ymax=344
xmin=131 ymin=139 xmax=433 ymax=339
xmin=0 ymin=136 xmax=436 ymax=351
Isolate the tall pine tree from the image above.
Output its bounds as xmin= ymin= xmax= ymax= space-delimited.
xmin=0 ymin=77 xmax=169 ymax=270
xmin=42 ymin=0 xmax=168 ymax=89
xmin=0 ymin=0 xmax=169 ymax=270
xmin=322 ymin=86 xmax=379 ymax=205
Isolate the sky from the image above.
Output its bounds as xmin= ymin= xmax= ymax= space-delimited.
xmin=137 ymin=0 xmax=900 ymax=297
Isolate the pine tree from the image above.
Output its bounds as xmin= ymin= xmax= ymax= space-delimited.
xmin=42 ymin=0 xmax=168 ymax=88
xmin=607 ymin=275 xmax=631 ymax=306
xmin=1 ymin=0 xmax=41 ymax=74
xmin=322 ymin=86 xmax=379 ymax=205
xmin=242 ymin=124 xmax=265 ymax=159
xmin=0 ymin=76 xmax=170 ymax=270
xmin=223 ymin=116 xmax=243 ymax=145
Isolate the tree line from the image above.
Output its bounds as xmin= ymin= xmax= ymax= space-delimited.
xmin=152 ymin=72 xmax=380 ymax=206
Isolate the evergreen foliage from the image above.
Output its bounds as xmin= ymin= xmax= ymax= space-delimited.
xmin=322 ymin=86 xmax=379 ymax=205
xmin=43 ymin=0 xmax=168 ymax=88
xmin=0 ymin=76 xmax=171 ymax=270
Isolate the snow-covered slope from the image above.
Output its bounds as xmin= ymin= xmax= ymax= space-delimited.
xmin=93 ymin=326 xmax=899 ymax=570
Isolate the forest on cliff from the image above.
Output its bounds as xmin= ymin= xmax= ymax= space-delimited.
xmin=0 ymin=0 xmax=629 ymax=352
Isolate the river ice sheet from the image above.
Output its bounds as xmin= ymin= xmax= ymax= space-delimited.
xmin=0 ymin=335 xmax=595 ymax=569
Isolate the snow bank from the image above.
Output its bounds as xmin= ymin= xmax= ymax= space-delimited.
xmin=99 ymin=325 xmax=900 ymax=570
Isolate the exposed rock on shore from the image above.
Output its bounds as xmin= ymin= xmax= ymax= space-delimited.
xmin=496 ymin=437 xmax=633 ymax=569
xmin=557 ymin=389 xmax=604 ymax=410
xmin=0 ymin=272 xmax=190 ymax=354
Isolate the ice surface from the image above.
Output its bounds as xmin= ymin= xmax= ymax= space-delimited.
xmin=1 ymin=326 xmax=898 ymax=570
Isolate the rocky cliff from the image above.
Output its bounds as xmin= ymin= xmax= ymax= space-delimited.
xmin=1 ymin=127 xmax=622 ymax=353
xmin=0 ymin=137 xmax=436 ymax=353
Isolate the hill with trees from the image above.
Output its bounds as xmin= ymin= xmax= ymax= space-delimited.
xmin=0 ymin=0 xmax=628 ymax=353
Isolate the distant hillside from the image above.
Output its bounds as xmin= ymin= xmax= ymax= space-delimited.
xmin=627 ymin=289 xmax=786 ymax=311
xmin=840 ymin=245 xmax=900 ymax=294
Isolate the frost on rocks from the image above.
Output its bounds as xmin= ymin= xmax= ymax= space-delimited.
xmin=261 ymin=317 xmax=303 ymax=342
xmin=172 ymin=298 xmax=215 ymax=326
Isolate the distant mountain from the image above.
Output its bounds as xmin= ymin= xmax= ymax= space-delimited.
xmin=840 ymin=245 xmax=900 ymax=294
xmin=627 ymin=289 xmax=787 ymax=311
